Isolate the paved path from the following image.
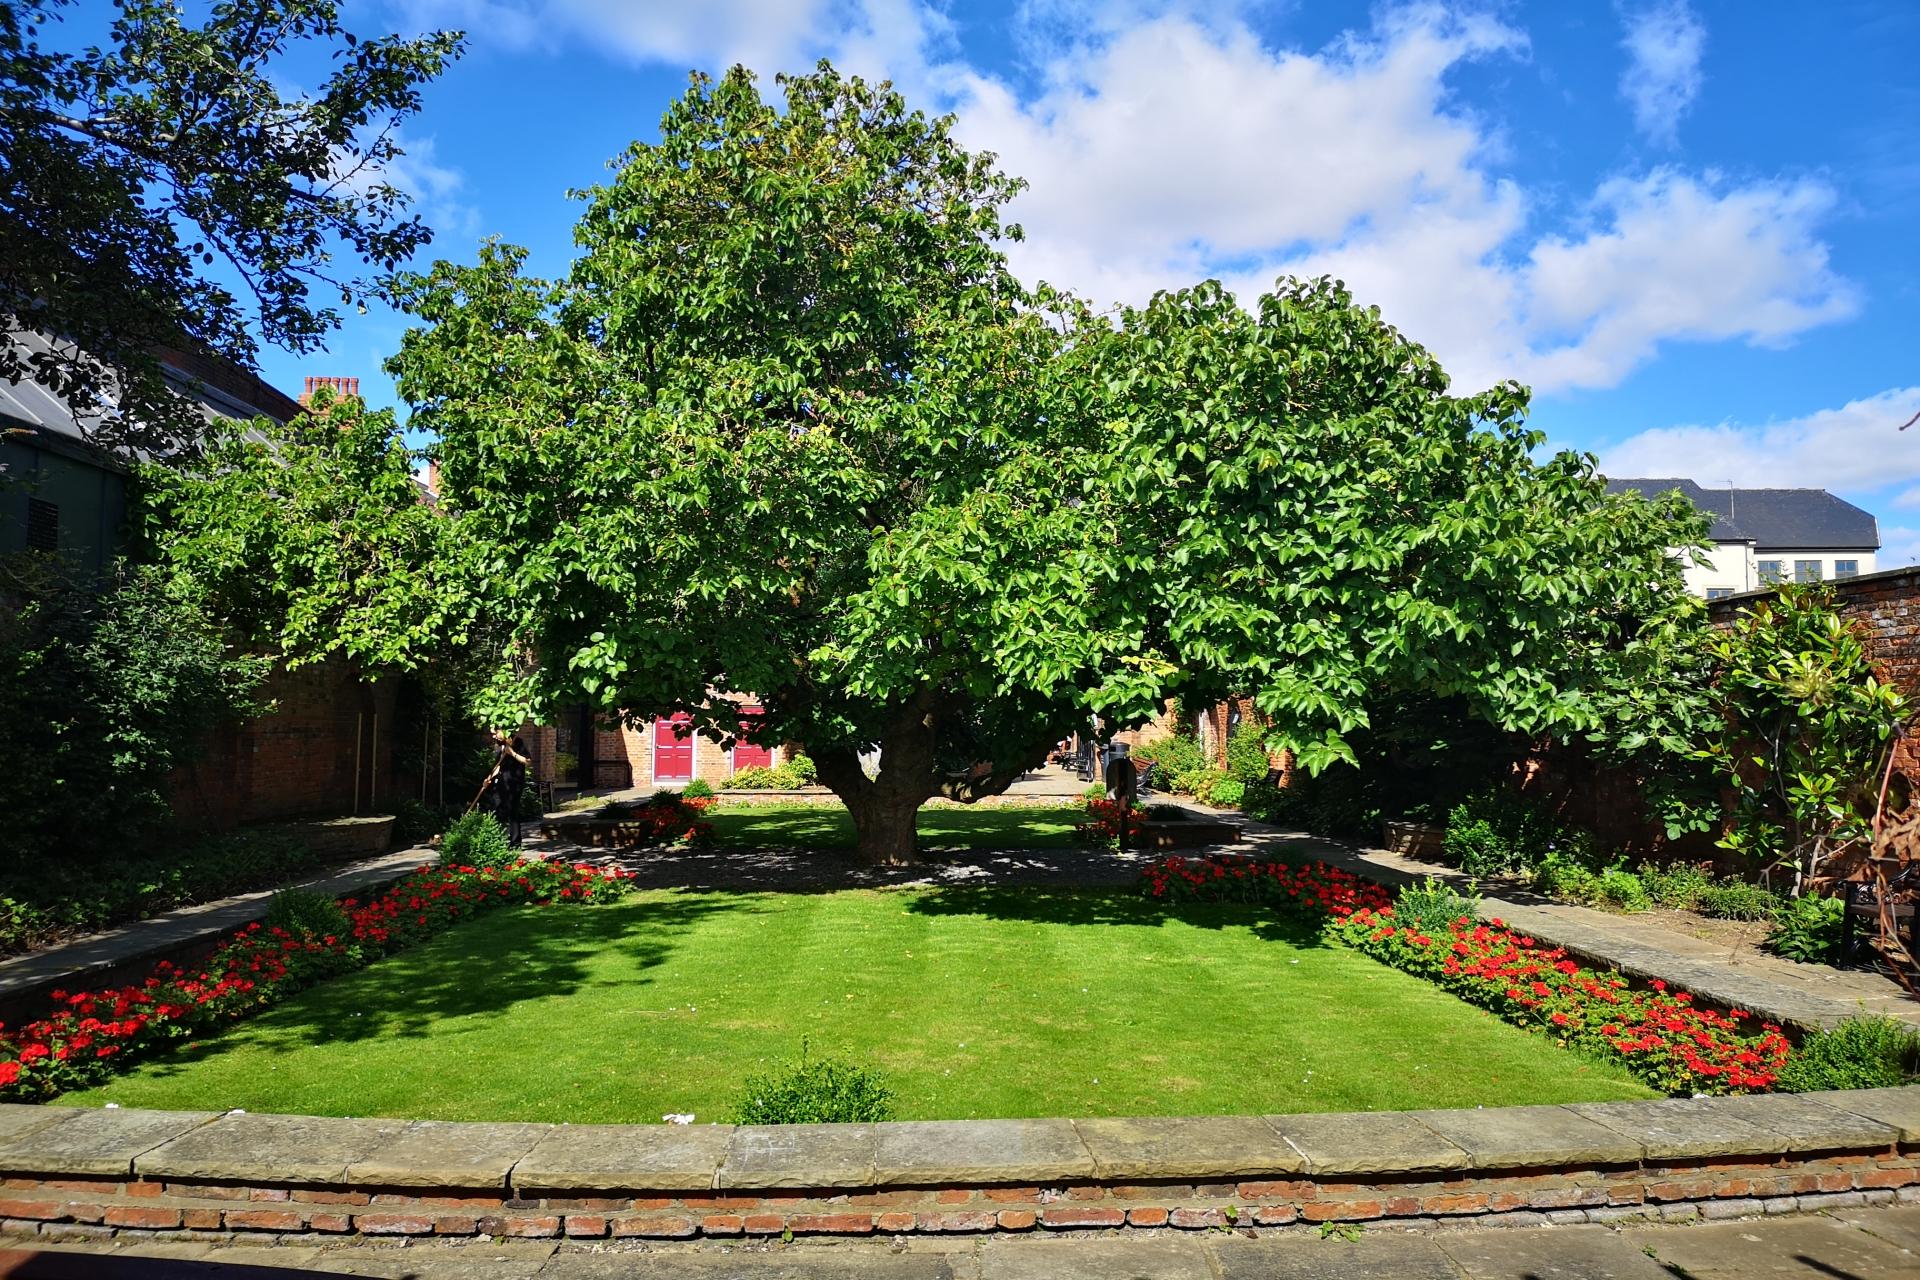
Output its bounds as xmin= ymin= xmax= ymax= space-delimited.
xmin=4 ymin=1203 xmax=1919 ymax=1277
xmin=0 ymin=848 xmax=435 ymax=1003
xmin=1214 ymin=813 xmax=1920 ymax=1034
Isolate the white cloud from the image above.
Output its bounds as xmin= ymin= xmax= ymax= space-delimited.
xmin=1880 ymin=527 xmax=1920 ymax=571
xmin=330 ymin=131 xmax=480 ymax=246
xmin=376 ymin=0 xmax=1858 ymax=396
xmin=1618 ymin=1 xmax=1706 ymax=147
xmin=1598 ymin=387 xmax=1920 ymax=492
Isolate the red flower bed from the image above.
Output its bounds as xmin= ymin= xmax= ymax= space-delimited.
xmin=1140 ymin=855 xmax=1392 ymax=920
xmin=0 ymin=859 xmax=633 ymax=1102
xmin=607 ymin=793 xmax=716 ymax=846
xmin=1334 ymin=907 xmax=1791 ymax=1095
xmin=1078 ymin=797 xmax=1146 ymax=845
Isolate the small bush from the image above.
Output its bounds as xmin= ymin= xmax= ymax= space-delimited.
xmin=1637 ymin=862 xmax=1713 ymax=911
xmin=1224 ymin=729 xmax=1271 ymax=784
xmin=1697 ymin=880 xmax=1783 ymax=922
xmin=1082 ymin=784 xmax=1107 ymax=802
xmin=1210 ymin=778 xmax=1246 ymax=807
xmin=439 ymin=811 xmax=516 ymax=870
xmin=786 ymin=753 xmax=818 ymax=784
xmin=1393 ymin=877 xmax=1481 ymax=936
xmin=727 ymin=757 xmax=816 ymax=789
xmin=391 ymin=799 xmax=451 ymax=846
xmin=1777 ymin=1016 xmax=1920 ymax=1092
xmin=1532 ymin=851 xmax=1598 ymax=903
xmin=682 ymin=779 xmax=715 ymax=800
xmin=1173 ymin=767 xmax=1232 ymax=804
xmin=262 ymin=888 xmax=350 ymax=941
xmin=1593 ymin=867 xmax=1652 ymax=913
xmin=1135 ymin=732 xmax=1205 ymax=780
xmin=1766 ymin=894 xmax=1845 ymax=964
xmin=1444 ymin=817 xmax=1515 ymax=878
xmin=734 ymin=1041 xmax=895 ymax=1125
xmin=1442 ymin=788 xmax=1598 ymax=879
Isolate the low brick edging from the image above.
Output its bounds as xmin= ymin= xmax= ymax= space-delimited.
xmin=0 ymin=1090 xmax=1916 ymax=1244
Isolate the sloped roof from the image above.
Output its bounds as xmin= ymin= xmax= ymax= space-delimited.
xmin=1604 ymin=477 xmax=1879 ymax=551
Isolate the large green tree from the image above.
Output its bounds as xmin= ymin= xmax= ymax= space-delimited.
xmin=0 ymin=0 xmax=460 ymax=455
xmin=356 ymin=65 xmax=1704 ymax=863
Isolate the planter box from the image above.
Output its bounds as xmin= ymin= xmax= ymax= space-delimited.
xmin=269 ymin=815 xmax=398 ymax=860
xmin=1137 ymin=804 xmax=1244 ymax=850
xmin=1381 ymin=819 xmax=1446 ymax=860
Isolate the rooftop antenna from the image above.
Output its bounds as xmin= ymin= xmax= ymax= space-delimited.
xmin=1727 ymin=479 xmax=1735 ymax=523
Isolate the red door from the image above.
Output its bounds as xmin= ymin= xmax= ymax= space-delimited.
xmin=653 ymin=713 xmax=694 ymax=782
xmin=732 ymin=704 xmax=772 ymax=771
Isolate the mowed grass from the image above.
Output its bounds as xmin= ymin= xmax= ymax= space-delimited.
xmin=63 ymin=886 xmax=1654 ymax=1122
xmin=701 ymin=801 xmax=1082 ymax=851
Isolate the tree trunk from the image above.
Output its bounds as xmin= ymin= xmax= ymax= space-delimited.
xmin=849 ymin=789 xmax=923 ymax=866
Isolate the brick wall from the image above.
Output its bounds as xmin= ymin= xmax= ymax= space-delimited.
xmin=170 ymin=658 xmax=397 ymax=827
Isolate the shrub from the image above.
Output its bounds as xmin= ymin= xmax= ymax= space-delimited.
xmin=734 ymin=1041 xmax=895 ymax=1125
xmin=727 ymin=757 xmax=816 ymax=789
xmin=1135 ymin=732 xmax=1205 ymax=780
xmin=1082 ymin=784 xmax=1107 ymax=802
xmin=262 ymin=888 xmax=351 ymax=941
xmin=682 ymin=778 xmax=715 ymax=800
xmin=1077 ymin=797 xmax=1146 ymax=846
xmin=1442 ymin=789 xmax=1595 ymax=878
xmin=1444 ymin=817 xmax=1514 ymax=878
xmin=1210 ymin=778 xmax=1246 ymax=808
xmin=1637 ymin=862 xmax=1712 ymax=911
xmin=1766 ymin=894 xmax=1845 ymax=964
xmin=1224 ymin=729 xmax=1271 ymax=784
xmin=1776 ymin=1016 xmax=1920 ymax=1092
xmin=1531 ymin=851 xmax=1598 ymax=903
xmin=1237 ymin=779 xmax=1291 ymax=822
xmin=1697 ymin=881 xmax=1783 ymax=922
xmin=439 ymin=811 xmax=516 ymax=870
xmin=1393 ymin=877 xmax=1480 ymax=936
xmin=1593 ymin=867 xmax=1652 ymax=913
xmin=786 ymin=753 xmax=818 ymax=784
xmin=391 ymin=799 xmax=451 ymax=846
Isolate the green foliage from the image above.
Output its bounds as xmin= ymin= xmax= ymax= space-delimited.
xmin=0 ymin=829 xmax=321 ymax=955
xmin=682 ymin=779 xmax=715 ymax=800
xmin=1696 ymin=880 xmax=1783 ymax=922
xmin=1776 ymin=1016 xmax=1920 ymax=1093
xmin=1531 ymin=853 xmax=1599 ymax=905
xmin=727 ymin=759 xmax=818 ymax=790
xmin=1637 ymin=862 xmax=1714 ymax=911
xmin=0 ymin=0 xmax=461 ymax=456
xmin=262 ymin=889 xmax=350 ymax=941
xmin=1225 ymin=730 xmax=1272 ymax=784
xmin=1083 ymin=784 xmax=1109 ymax=802
xmin=734 ymin=1041 xmax=895 ymax=1125
xmin=439 ymin=811 xmax=515 ymax=871
xmin=0 ymin=555 xmax=268 ymax=862
xmin=1442 ymin=789 xmax=1595 ymax=879
xmin=1593 ymin=867 xmax=1652 ymax=913
xmin=1393 ymin=878 xmax=1481 ymax=936
xmin=1137 ymin=733 xmax=1206 ymax=780
xmin=786 ymin=754 xmax=819 ymax=785
xmin=1765 ymin=894 xmax=1845 ymax=965
xmin=391 ymin=800 xmax=452 ymax=846
xmin=1694 ymin=586 xmax=1908 ymax=888
xmin=1210 ymin=779 xmax=1247 ymax=808
xmin=1237 ymin=779 xmax=1294 ymax=823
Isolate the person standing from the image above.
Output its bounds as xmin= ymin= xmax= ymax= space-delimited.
xmin=488 ymin=731 xmax=532 ymax=847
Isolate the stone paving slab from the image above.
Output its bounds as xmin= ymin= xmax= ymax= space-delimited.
xmin=132 ymin=1111 xmax=411 ymax=1184
xmin=1436 ymin=1224 xmax=1675 ymax=1279
xmin=1210 ymin=1232 xmax=1463 ymax=1280
xmin=543 ymin=1253 xmax=960 ymax=1280
xmin=1071 ymin=1114 xmax=1303 ymax=1180
xmin=1567 ymin=1098 xmax=1790 ymax=1160
xmin=1831 ymin=1203 xmax=1920 ymax=1253
xmin=1263 ymin=1110 xmax=1468 ymax=1176
xmin=0 ymin=1105 xmax=218 ymax=1176
xmin=1411 ymin=1104 xmax=1644 ymax=1169
xmin=512 ymin=1123 xmax=732 ymax=1192
xmin=871 ymin=1119 xmax=1095 ymax=1185
xmin=979 ymin=1237 xmax=1211 ymax=1280
xmin=718 ymin=1124 xmax=879 ymax=1190
xmin=1638 ymin=1213 xmax=1920 ymax=1277
xmin=0 ymin=1105 xmax=85 ymax=1149
xmin=1822 ymin=1086 xmax=1920 ymax=1141
xmin=0 ymin=849 xmax=434 ymax=1003
xmin=1701 ymin=1093 xmax=1901 ymax=1152
xmin=346 ymin=1120 xmax=550 ymax=1189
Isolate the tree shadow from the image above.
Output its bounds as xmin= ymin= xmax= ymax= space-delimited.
xmin=127 ymin=891 xmax=760 ymax=1076
xmin=905 ymin=883 xmax=1335 ymax=949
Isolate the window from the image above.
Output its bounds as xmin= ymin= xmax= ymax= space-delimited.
xmin=1705 ymin=588 xmax=1734 ymax=600
xmin=1835 ymin=559 xmax=1860 ymax=579
xmin=1757 ymin=559 xmax=1784 ymax=584
xmin=24 ymin=498 xmax=57 ymax=552
xmin=1794 ymin=560 xmax=1823 ymax=584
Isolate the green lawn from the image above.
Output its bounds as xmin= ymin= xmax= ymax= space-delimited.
xmin=64 ymin=886 xmax=1654 ymax=1122
xmin=703 ymin=801 xmax=1083 ymax=851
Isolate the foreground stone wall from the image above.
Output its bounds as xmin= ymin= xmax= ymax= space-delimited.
xmin=0 ymin=1091 xmax=1916 ymax=1246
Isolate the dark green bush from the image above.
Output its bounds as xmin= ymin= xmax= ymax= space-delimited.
xmin=1777 ymin=1016 xmax=1920 ymax=1092
xmin=1696 ymin=880 xmax=1783 ymax=922
xmin=734 ymin=1042 xmax=895 ymax=1125
xmin=1392 ymin=877 xmax=1480 ymax=936
xmin=1224 ymin=729 xmax=1271 ymax=784
xmin=439 ymin=811 xmax=516 ymax=870
xmin=1237 ymin=779 xmax=1294 ymax=822
xmin=1210 ymin=778 xmax=1246 ymax=807
xmin=1637 ymin=862 xmax=1713 ymax=910
xmin=1531 ymin=852 xmax=1597 ymax=903
xmin=1442 ymin=789 xmax=1596 ymax=879
xmin=1766 ymin=894 xmax=1845 ymax=964
xmin=391 ymin=799 xmax=452 ymax=845
xmin=682 ymin=778 xmax=715 ymax=800
xmin=1593 ymin=867 xmax=1652 ymax=913
xmin=1135 ymin=732 xmax=1205 ymax=780
xmin=263 ymin=888 xmax=351 ymax=940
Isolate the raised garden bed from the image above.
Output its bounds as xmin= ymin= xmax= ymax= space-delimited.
xmin=1138 ymin=803 xmax=1244 ymax=849
xmin=1381 ymin=818 xmax=1445 ymax=858
xmin=269 ymin=815 xmax=398 ymax=860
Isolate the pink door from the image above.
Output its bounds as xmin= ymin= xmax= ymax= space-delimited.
xmin=733 ymin=705 xmax=772 ymax=771
xmin=653 ymin=713 xmax=694 ymax=782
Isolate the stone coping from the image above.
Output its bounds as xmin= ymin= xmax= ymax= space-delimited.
xmin=0 ymin=1089 xmax=1912 ymax=1194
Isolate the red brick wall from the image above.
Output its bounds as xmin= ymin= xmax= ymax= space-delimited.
xmin=170 ymin=658 xmax=397 ymax=827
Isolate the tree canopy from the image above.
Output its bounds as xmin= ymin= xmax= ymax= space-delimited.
xmin=153 ymin=64 xmax=1709 ymax=863
xmin=1 ymin=0 xmax=460 ymax=455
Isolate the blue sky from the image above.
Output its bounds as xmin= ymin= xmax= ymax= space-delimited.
xmin=235 ymin=1 xmax=1919 ymax=558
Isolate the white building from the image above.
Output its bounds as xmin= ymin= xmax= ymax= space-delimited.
xmin=1603 ymin=479 xmax=1880 ymax=599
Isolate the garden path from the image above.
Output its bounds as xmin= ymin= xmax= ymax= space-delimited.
xmin=0 ymin=846 xmax=434 ymax=1008
xmin=1213 ymin=811 xmax=1920 ymax=1035
xmin=2 ymin=1202 xmax=1916 ymax=1277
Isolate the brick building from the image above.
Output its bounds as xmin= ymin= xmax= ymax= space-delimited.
xmin=519 ymin=693 xmax=801 ymax=793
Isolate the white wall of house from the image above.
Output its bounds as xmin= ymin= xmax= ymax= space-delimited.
xmin=1681 ymin=543 xmax=1876 ymax=599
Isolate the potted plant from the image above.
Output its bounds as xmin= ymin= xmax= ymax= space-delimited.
xmin=1381 ymin=802 xmax=1446 ymax=860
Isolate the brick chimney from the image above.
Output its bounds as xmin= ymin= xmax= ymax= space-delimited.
xmin=299 ymin=375 xmax=360 ymax=407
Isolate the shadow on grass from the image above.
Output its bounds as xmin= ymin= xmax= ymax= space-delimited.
xmin=703 ymin=803 xmax=1079 ymax=854
xmin=906 ymin=883 xmax=1334 ymax=949
xmin=130 ymin=891 xmax=763 ymax=1076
